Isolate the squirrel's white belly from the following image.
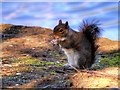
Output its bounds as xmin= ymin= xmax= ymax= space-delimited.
xmin=62 ymin=48 xmax=79 ymax=68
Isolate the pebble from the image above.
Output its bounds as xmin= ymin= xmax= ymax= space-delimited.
xmin=56 ymin=61 xmax=60 ymax=63
xmin=32 ymin=48 xmax=35 ymax=50
xmin=21 ymin=54 xmax=29 ymax=56
xmin=16 ymin=72 xmax=21 ymax=75
xmin=9 ymin=45 xmax=13 ymax=47
xmin=3 ymin=64 xmax=12 ymax=67
xmin=15 ymin=84 xmax=19 ymax=86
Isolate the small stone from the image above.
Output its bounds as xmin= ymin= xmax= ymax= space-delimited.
xmin=21 ymin=54 xmax=29 ymax=56
xmin=56 ymin=61 xmax=60 ymax=63
xmin=16 ymin=72 xmax=21 ymax=75
xmin=4 ymin=64 xmax=12 ymax=67
xmin=32 ymin=48 xmax=35 ymax=50
xmin=9 ymin=45 xmax=13 ymax=47
xmin=15 ymin=84 xmax=19 ymax=86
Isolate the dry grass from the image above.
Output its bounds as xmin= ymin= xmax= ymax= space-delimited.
xmin=71 ymin=67 xmax=119 ymax=88
xmin=97 ymin=38 xmax=120 ymax=53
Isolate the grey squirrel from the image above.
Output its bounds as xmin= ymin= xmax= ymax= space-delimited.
xmin=51 ymin=19 xmax=101 ymax=69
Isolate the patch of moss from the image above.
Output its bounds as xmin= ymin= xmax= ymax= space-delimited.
xmin=11 ymin=57 xmax=65 ymax=67
xmin=50 ymin=70 xmax=57 ymax=75
xmin=99 ymin=52 xmax=120 ymax=67
xmin=91 ymin=52 xmax=120 ymax=69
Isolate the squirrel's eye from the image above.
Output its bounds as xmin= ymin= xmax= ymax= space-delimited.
xmin=59 ymin=29 xmax=63 ymax=32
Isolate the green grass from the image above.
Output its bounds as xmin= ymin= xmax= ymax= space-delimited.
xmin=91 ymin=52 xmax=120 ymax=69
xmin=10 ymin=57 xmax=65 ymax=67
xmin=99 ymin=52 xmax=120 ymax=68
xmin=2 ymin=56 xmax=66 ymax=77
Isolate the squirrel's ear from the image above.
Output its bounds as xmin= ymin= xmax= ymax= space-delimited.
xmin=65 ymin=21 xmax=68 ymax=27
xmin=59 ymin=20 xmax=62 ymax=24
xmin=65 ymin=21 xmax=68 ymax=26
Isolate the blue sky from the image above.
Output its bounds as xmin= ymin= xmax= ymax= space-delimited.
xmin=1 ymin=2 xmax=119 ymax=40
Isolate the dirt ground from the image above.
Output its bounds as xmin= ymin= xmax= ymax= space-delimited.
xmin=1 ymin=24 xmax=120 ymax=89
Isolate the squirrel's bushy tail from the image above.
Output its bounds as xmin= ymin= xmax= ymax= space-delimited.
xmin=80 ymin=20 xmax=101 ymax=65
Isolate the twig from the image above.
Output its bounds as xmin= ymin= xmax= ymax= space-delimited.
xmin=69 ymin=64 xmax=80 ymax=72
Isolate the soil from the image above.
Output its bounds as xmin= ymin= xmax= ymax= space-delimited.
xmin=0 ymin=24 xmax=120 ymax=89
